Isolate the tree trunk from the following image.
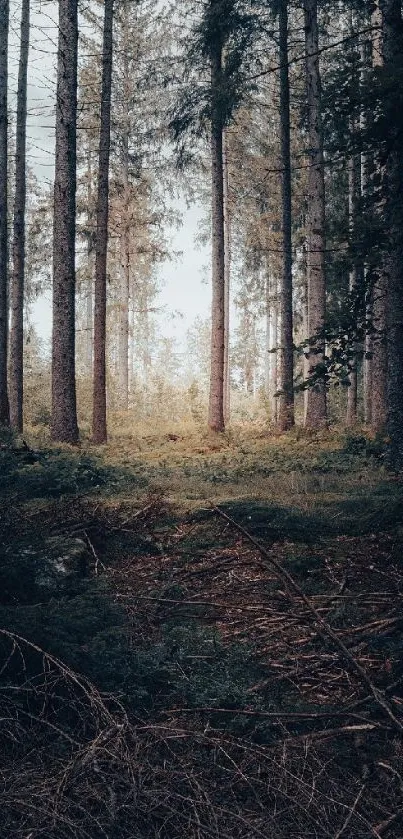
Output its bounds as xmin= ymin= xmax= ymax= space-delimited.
xmin=92 ymin=0 xmax=113 ymax=444
xmin=360 ymin=40 xmax=372 ymax=425
xmin=303 ymin=0 xmax=327 ymax=429
xmin=51 ymin=0 xmax=79 ymax=443
xmin=86 ymin=144 xmax=94 ymax=373
xmin=266 ymin=272 xmax=278 ymax=425
xmin=118 ymin=201 xmax=130 ymax=412
xmin=278 ymin=0 xmax=294 ymax=432
xmin=9 ymin=0 xmax=29 ymax=432
xmin=380 ymin=0 xmax=403 ymax=469
xmin=223 ymin=129 xmax=231 ymax=424
xmin=118 ymin=32 xmax=130 ymax=412
xmin=370 ymin=0 xmax=387 ymax=435
xmin=346 ymin=151 xmax=360 ymax=427
xmin=0 ymin=0 xmax=9 ymax=425
xmin=208 ymin=42 xmax=225 ymax=433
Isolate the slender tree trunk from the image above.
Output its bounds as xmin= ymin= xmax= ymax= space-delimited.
xmin=86 ymin=144 xmax=94 ymax=373
xmin=346 ymin=151 xmax=360 ymax=427
xmin=264 ymin=271 xmax=271 ymax=398
xmin=9 ymin=0 xmax=29 ymax=432
xmin=223 ymin=129 xmax=231 ymax=424
xmin=0 ymin=0 xmax=9 ymax=425
xmin=92 ymin=0 xmax=113 ymax=444
xmin=118 ymin=31 xmax=130 ymax=412
xmin=267 ymin=273 xmax=278 ymax=424
xmin=380 ymin=0 xmax=403 ymax=469
xmin=278 ymin=0 xmax=294 ymax=432
xmin=119 ymin=229 xmax=130 ymax=411
xmin=360 ymin=40 xmax=372 ymax=425
xmin=370 ymin=0 xmax=387 ymax=434
xmin=208 ymin=42 xmax=225 ymax=433
xmin=51 ymin=0 xmax=79 ymax=443
xmin=303 ymin=0 xmax=327 ymax=429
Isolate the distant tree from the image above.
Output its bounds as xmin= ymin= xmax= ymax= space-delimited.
xmin=51 ymin=0 xmax=79 ymax=443
xmin=277 ymin=0 xmax=294 ymax=431
xmin=208 ymin=3 xmax=226 ymax=432
xmin=0 ymin=0 xmax=9 ymax=425
xmin=92 ymin=0 xmax=114 ymax=444
xmin=10 ymin=0 xmax=30 ymax=432
xmin=370 ymin=0 xmax=387 ymax=434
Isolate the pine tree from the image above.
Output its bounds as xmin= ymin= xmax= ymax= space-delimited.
xmin=303 ymin=0 xmax=327 ymax=429
xmin=208 ymin=7 xmax=226 ymax=432
xmin=0 ymin=0 xmax=9 ymax=425
xmin=10 ymin=0 xmax=30 ymax=432
xmin=380 ymin=0 xmax=403 ymax=469
xmin=92 ymin=0 xmax=114 ymax=444
xmin=277 ymin=0 xmax=294 ymax=431
xmin=51 ymin=0 xmax=79 ymax=443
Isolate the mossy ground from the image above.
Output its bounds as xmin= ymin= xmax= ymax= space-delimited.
xmin=1 ymin=423 xmax=403 ymax=837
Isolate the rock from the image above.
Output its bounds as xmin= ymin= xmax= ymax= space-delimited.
xmin=36 ymin=536 xmax=89 ymax=590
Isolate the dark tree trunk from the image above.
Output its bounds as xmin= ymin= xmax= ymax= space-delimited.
xmin=118 ymin=120 xmax=130 ymax=411
xmin=303 ymin=0 xmax=327 ymax=429
xmin=380 ymin=0 xmax=403 ymax=469
xmin=223 ymin=129 xmax=231 ymax=424
xmin=370 ymin=0 xmax=388 ymax=435
xmin=0 ymin=0 xmax=9 ymax=425
xmin=9 ymin=0 xmax=29 ymax=432
xmin=208 ymin=42 xmax=225 ymax=433
xmin=360 ymin=39 xmax=373 ymax=426
xmin=51 ymin=0 xmax=79 ymax=443
xmin=278 ymin=0 xmax=294 ymax=432
xmin=92 ymin=0 xmax=114 ymax=444
xmin=346 ymin=152 xmax=360 ymax=428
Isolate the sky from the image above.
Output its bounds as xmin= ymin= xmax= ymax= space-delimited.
xmin=9 ymin=0 xmax=212 ymax=349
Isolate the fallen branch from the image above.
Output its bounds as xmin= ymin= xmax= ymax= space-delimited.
xmin=212 ymin=506 xmax=403 ymax=733
xmin=333 ymin=784 xmax=366 ymax=839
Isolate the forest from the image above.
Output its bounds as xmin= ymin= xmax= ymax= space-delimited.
xmin=1 ymin=0 xmax=403 ymax=837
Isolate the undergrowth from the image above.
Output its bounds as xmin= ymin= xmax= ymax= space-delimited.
xmin=1 ymin=427 xmax=403 ymax=837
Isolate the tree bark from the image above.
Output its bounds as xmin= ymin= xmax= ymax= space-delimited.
xmin=0 ymin=0 xmax=9 ymax=425
xmin=346 ymin=152 xmax=360 ymax=427
xmin=278 ymin=0 xmax=294 ymax=432
xmin=9 ymin=0 xmax=29 ymax=432
xmin=370 ymin=0 xmax=387 ymax=435
xmin=223 ymin=129 xmax=231 ymax=424
xmin=266 ymin=271 xmax=278 ymax=425
xmin=360 ymin=39 xmax=372 ymax=425
xmin=380 ymin=0 xmax=403 ymax=469
xmin=85 ymin=143 xmax=94 ymax=373
xmin=303 ymin=0 xmax=327 ymax=429
xmin=92 ymin=0 xmax=114 ymax=444
xmin=51 ymin=0 xmax=79 ymax=443
xmin=118 ymin=28 xmax=130 ymax=412
xmin=208 ymin=42 xmax=225 ymax=433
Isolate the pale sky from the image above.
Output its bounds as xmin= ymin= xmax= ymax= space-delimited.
xmin=9 ymin=0 xmax=212 ymax=348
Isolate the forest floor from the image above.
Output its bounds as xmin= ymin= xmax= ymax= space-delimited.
xmin=1 ymin=425 xmax=403 ymax=838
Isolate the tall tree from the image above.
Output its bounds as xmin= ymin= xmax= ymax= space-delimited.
xmin=208 ymin=21 xmax=226 ymax=433
xmin=9 ymin=0 xmax=30 ymax=432
xmin=380 ymin=0 xmax=403 ymax=469
xmin=208 ymin=0 xmax=225 ymax=432
xmin=51 ymin=0 xmax=79 ymax=443
xmin=0 ymin=0 xmax=9 ymax=425
xmin=370 ymin=0 xmax=387 ymax=434
xmin=277 ymin=0 xmax=294 ymax=431
xmin=223 ymin=128 xmax=231 ymax=423
xmin=303 ymin=0 xmax=327 ymax=429
xmin=345 ymin=150 xmax=360 ymax=427
xmin=92 ymin=0 xmax=114 ymax=444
